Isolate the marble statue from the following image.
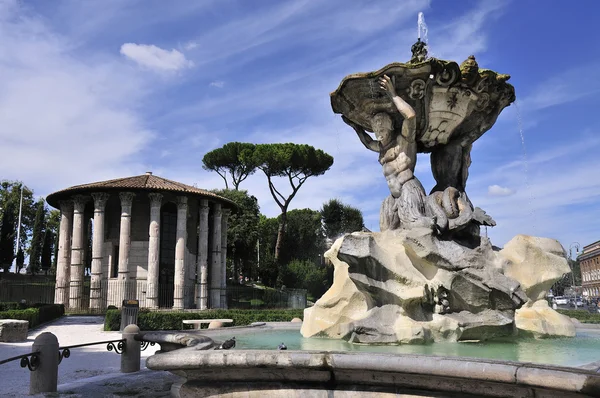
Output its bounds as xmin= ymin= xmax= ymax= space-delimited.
xmin=302 ymin=40 xmax=575 ymax=344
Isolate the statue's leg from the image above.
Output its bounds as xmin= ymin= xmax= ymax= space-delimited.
xmin=430 ymin=142 xmax=472 ymax=194
xmin=397 ymin=178 xmax=435 ymax=229
xmin=380 ymin=195 xmax=400 ymax=232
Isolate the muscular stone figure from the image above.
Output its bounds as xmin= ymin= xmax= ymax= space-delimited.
xmin=343 ymin=75 xmax=434 ymax=231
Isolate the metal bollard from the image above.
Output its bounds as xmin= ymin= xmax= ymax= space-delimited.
xmin=30 ymin=332 xmax=59 ymax=394
xmin=121 ymin=324 xmax=141 ymax=373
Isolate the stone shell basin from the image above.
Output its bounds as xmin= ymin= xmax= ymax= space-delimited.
xmin=330 ymin=58 xmax=516 ymax=152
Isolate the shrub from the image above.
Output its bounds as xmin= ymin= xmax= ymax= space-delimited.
xmin=0 ymin=308 xmax=39 ymax=328
xmin=557 ymin=309 xmax=600 ymax=324
xmin=37 ymin=304 xmax=65 ymax=324
xmin=280 ymin=259 xmax=328 ymax=299
xmin=0 ymin=302 xmax=21 ymax=311
xmin=104 ymin=309 xmax=305 ymax=331
xmin=0 ymin=304 xmax=65 ymax=328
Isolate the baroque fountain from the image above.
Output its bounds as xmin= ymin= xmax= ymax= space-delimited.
xmin=143 ymin=22 xmax=600 ymax=398
xmin=301 ymin=38 xmax=575 ymax=344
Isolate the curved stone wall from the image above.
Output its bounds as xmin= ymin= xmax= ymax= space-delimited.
xmin=144 ymin=331 xmax=600 ymax=398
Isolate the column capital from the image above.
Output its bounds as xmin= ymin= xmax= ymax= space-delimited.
xmin=91 ymin=192 xmax=110 ymax=211
xmin=59 ymin=200 xmax=74 ymax=214
xmin=72 ymin=195 xmax=88 ymax=212
xmin=176 ymin=195 xmax=188 ymax=210
xmin=119 ymin=192 xmax=135 ymax=206
xmin=148 ymin=192 xmax=163 ymax=207
xmin=222 ymin=208 xmax=232 ymax=217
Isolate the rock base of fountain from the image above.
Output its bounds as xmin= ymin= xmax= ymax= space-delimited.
xmin=301 ymin=230 xmax=575 ymax=343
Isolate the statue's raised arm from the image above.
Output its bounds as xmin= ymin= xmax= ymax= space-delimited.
xmin=378 ymin=75 xmax=416 ymax=121
xmin=342 ymin=115 xmax=379 ymax=152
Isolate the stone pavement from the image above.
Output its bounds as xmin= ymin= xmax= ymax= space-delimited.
xmin=0 ymin=316 xmax=177 ymax=397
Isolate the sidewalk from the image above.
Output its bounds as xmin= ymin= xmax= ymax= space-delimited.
xmin=0 ymin=316 xmax=176 ymax=397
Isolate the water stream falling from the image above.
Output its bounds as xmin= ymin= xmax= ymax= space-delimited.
xmin=514 ymin=100 xmax=536 ymax=231
xmin=417 ymin=12 xmax=428 ymax=44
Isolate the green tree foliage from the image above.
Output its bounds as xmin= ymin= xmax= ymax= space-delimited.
xmin=279 ymin=208 xmax=325 ymax=266
xmin=202 ymin=142 xmax=258 ymax=190
xmin=321 ymin=199 xmax=364 ymax=241
xmin=16 ymin=248 xmax=25 ymax=274
xmin=41 ymin=229 xmax=54 ymax=275
xmin=0 ymin=181 xmax=36 ymax=272
xmin=0 ymin=199 xmax=17 ymax=272
xmin=253 ymin=143 xmax=333 ymax=261
xmin=257 ymin=215 xmax=279 ymax=286
xmin=279 ymin=259 xmax=329 ymax=300
xmin=28 ymin=199 xmax=46 ymax=274
xmin=551 ymin=259 xmax=581 ymax=296
xmin=46 ymin=210 xmax=60 ymax=272
xmin=258 ymin=209 xmax=327 ymax=288
xmin=213 ymin=189 xmax=261 ymax=281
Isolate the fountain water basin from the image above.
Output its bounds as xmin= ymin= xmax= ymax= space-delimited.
xmin=144 ymin=323 xmax=600 ymax=397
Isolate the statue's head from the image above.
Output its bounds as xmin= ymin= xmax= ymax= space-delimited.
xmin=372 ymin=113 xmax=393 ymax=141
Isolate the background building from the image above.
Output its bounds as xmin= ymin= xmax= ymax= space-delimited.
xmin=46 ymin=172 xmax=235 ymax=310
xmin=579 ymin=240 xmax=600 ymax=298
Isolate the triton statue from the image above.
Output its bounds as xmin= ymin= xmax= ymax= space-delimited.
xmin=331 ymin=40 xmax=513 ymax=240
xmin=302 ymin=34 xmax=574 ymax=346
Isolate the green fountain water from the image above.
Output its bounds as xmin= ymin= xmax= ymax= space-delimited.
xmin=235 ymin=329 xmax=600 ymax=368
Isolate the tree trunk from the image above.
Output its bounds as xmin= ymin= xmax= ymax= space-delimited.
xmin=274 ymin=211 xmax=287 ymax=262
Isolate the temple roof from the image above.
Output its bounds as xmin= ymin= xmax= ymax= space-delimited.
xmin=46 ymin=172 xmax=236 ymax=209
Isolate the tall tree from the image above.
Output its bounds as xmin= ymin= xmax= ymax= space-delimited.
xmin=0 ymin=181 xmax=36 ymax=259
xmin=28 ymin=199 xmax=46 ymax=274
xmin=0 ymin=199 xmax=17 ymax=272
xmin=16 ymin=248 xmax=25 ymax=274
xmin=213 ymin=189 xmax=261 ymax=281
xmin=321 ymin=199 xmax=364 ymax=242
xmin=257 ymin=215 xmax=279 ymax=286
xmin=41 ymin=230 xmax=54 ymax=276
xmin=202 ymin=142 xmax=258 ymax=190
xmin=253 ymin=143 xmax=333 ymax=261
xmin=279 ymin=208 xmax=325 ymax=266
xmin=46 ymin=210 xmax=61 ymax=273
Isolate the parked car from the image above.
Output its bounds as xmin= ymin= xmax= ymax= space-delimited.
xmin=569 ymin=298 xmax=584 ymax=307
xmin=554 ymin=296 xmax=568 ymax=305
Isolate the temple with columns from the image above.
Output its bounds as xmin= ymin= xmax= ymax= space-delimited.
xmin=45 ymin=172 xmax=235 ymax=310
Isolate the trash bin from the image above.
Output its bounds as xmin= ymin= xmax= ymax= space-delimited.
xmin=120 ymin=299 xmax=139 ymax=332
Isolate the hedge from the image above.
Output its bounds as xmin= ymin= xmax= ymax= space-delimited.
xmin=557 ymin=309 xmax=600 ymax=324
xmin=0 ymin=302 xmax=24 ymax=311
xmin=0 ymin=304 xmax=65 ymax=328
xmin=104 ymin=309 xmax=304 ymax=331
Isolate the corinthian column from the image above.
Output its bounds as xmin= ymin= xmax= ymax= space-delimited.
xmin=147 ymin=193 xmax=162 ymax=309
xmin=209 ymin=203 xmax=222 ymax=308
xmin=89 ymin=193 xmax=109 ymax=310
xmin=69 ymin=195 xmax=88 ymax=310
xmin=173 ymin=196 xmax=188 ymax=310
xmin=220 ymin=208 xmax=231 ymax=309
xmin=54 ymin=201 xmax=73 ymax=306
xmin=118 ymin=192 xmax=135 ymax=300
xmin=196 ymin=200 xmax=209 ymax=309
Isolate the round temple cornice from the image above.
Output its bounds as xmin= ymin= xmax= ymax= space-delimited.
xmin=45 ymin=173 xmax=236 ymax=211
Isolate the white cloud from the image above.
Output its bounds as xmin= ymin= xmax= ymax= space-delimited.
xmin=184 ymin=41 xmax=198 ymax=50
xmin=209 ymin=80 xmax=225 ymax=88
xmin=120 ymin=43 xmax=193 ymax=72
xmin=0 ymin=2 xmax=153 ymax=198
xmin=487 ymin=185 xmax=515 ymax=197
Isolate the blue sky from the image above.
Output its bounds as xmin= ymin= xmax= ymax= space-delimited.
xmin=1 ymin=0 xmax=599 ymax=253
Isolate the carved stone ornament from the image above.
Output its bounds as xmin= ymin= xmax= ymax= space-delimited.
xmin=91 ymin=192 xmax=110 ymax=212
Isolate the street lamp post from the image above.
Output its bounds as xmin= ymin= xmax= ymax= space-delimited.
xmin=569 ymin=242 xmax=581 ymax=309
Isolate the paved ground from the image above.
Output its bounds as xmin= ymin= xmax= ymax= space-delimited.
xmin=0 ymin=316 xmax=178 ymax=397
